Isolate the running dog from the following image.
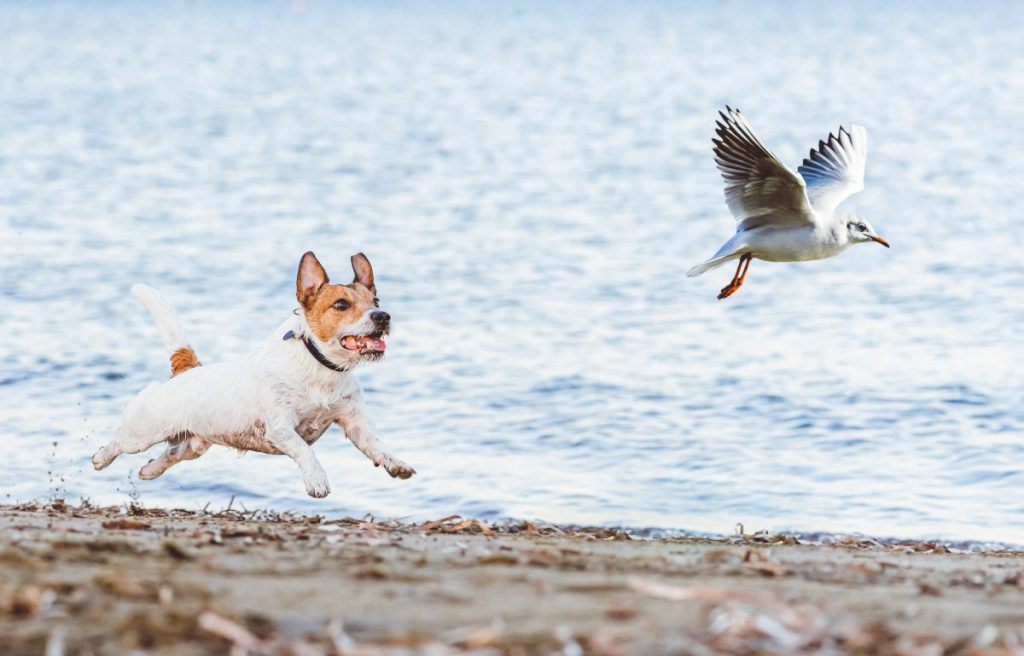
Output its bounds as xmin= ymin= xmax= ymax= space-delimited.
xmin=92 ymin=251 xmax=415 ymax=497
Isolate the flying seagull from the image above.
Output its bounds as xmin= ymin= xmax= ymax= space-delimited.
xmin=688 ymin=106 xmax=889 ymax=299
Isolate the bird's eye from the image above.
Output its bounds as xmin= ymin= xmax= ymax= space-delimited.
xmin=857 ymin=223 xmax=866 ymax=231
xmin=333 ymin=299 xmax=350 ymax=311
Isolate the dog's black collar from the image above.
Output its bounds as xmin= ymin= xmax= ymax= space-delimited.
xmin=282 ymin=330 xmax=350 ymax=373
xmin=302 ymin=336 xmax=350 ymax=373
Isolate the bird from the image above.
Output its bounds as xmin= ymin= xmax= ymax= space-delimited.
xmin=688 ymin=106 xmax=889 ymax=299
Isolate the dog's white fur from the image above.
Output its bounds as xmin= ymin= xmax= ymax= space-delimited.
xmin=92 ymin=252 xmax=415 ymax=498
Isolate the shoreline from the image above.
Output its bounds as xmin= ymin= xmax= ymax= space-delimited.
xmin=3 ymin=502 xmax=1024 ymax=654
xmin=26 ymin=496 xmax=1024 ymax=553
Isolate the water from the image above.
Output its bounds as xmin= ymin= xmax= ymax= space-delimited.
xmin=1 ymin=1 xmax=1022 ymax=544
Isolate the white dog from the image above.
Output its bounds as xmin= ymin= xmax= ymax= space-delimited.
xmin=92 ymin=251 xmax=416 ymax=497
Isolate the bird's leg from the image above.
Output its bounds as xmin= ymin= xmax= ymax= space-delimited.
xmin=718 ymin=254 xmax=752 ymax=300
xmin=737 ymin=254 xmax=752 ymax=285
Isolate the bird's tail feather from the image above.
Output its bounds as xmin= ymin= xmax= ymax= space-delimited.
xmin=687 ymin=254 xmax=739 ymax=277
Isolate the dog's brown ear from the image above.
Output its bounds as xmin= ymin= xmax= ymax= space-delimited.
xmin=297 ymin=251 xmax=329 ymax=307
xmin=351 ymin=252 xmax=375 ymax=293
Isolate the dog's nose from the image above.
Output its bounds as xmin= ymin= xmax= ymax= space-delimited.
xmin=370 ymin=311 xmax=390 ymax=326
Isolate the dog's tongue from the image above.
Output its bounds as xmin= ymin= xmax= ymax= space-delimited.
xmin=341 ymin=336 xmax=386 ymax=353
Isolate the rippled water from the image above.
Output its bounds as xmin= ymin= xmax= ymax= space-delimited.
xmin=1 ymin=1 xmax=1022 ymax=544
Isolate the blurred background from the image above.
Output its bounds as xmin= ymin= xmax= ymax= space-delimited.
xmin=1 ymin=1 xmax=1021 ymax=543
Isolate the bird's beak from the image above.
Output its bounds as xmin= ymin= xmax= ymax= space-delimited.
xmin=871 ymin=235 xmax=890 ymax=248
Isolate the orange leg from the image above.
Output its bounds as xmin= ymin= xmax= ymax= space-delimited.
xmin=737 ymin=254 xmax=752 ymax=285
xmin=717 ymin=254 xmax=752 ymax=300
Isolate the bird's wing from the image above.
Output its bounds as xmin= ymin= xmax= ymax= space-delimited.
xmin=713 ymin=106 xmax=818 ymax=231
xmin=797 ymin=124 xmax=867 ymax=218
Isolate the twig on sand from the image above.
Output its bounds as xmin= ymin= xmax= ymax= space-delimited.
xmin=199 ymin=611 xmax=264 ymax=654
xmin=44 ymin=626 xmax=65 ymax=656
xmin=627 ymin=577 xmax=754 ymax=602
xmin=419 ymin=515 xmax=463 ymax=531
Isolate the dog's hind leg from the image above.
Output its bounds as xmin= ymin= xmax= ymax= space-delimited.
xmin=122 ymin=342 xmax=202 ymax=475
xmin=92 ymin=427 xmax=171 ymax=471
xmin=94 ymin=305 xmax=201 ymax=474
xmin=138 ymin=436 xmax=210 ymax=480
xmin=92 ymin=389 xmax=177 ymax=470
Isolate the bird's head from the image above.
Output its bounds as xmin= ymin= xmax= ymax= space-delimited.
xmin=846 ymin=216 xmax=889 ymax=248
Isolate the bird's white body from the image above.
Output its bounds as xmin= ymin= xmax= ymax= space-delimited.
xmin=688 ymin=107 xmax=888 ymax=295
xmin=715 ymin=223 xmax=849 ymax=263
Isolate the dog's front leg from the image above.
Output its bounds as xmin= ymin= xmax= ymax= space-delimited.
xmin=335 ymin=390 xmax=416 ymax=480
xmin=265 ymin=419 xmax=331 ymax=498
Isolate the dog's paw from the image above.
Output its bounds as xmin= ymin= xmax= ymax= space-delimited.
xmin=137 ymin=459 xmax=162 ymax=480
xmin=379 ymin=455 xmax=416 ymax=480
xmin=303 ymin=465 xmax=331 ymax=498
xmin=92 ymin=446 xmax=118 ymax=471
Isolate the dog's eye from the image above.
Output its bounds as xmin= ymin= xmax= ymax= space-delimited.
xmin=333 ymin=300 xmax=350 ymax=311
xmin=373 ymin=297 xmax=380 ymax=307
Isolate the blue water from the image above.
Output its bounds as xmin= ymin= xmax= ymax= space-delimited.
xmin=1 ymin=1 xmax=1022 ymax=544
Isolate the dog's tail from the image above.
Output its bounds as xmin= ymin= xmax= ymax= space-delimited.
xmin=131 ymin=284 xmax=201 ymax=377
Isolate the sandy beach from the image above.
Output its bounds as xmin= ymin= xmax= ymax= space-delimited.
xmin=2 ymin=503 xmax=1023 ymax=655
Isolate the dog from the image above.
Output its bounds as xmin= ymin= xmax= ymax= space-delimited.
xmin=92 ymin=251 xmax=416 ymax=497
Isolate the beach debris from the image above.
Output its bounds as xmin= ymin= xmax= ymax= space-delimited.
xmin=627 ymin=577 xmax=753 ymax=602
xmin=604 ymin=607 xmax=638 ymax=621
xmin=199 ymin=611 xmax=264 ymax=653
xmin=6 ymin=585 xmax=55 ymax=618
xmin=44 ymin=625 xmax=65 ymax=656
xmin=706 ymin=601 xmax=881 ymax=654
xmin=442 ymin=619 xmax=505 ymax=648
xmin=732 ymin=524 xmax=800 ymax=546
xmin=161 ymin=540 xmax=194 ymax=561
xmin=420 ymin=516 xmax=496 ymax=537
xmin=553 ymin=625 xmax=584 ymax=656
xmin=199 ymin=610 xmax=504 ymax=655
xmin=579 ymin=626 xmax=631 ymax=656
xmin=702 ymin=548 xmax=739 ymax=564
xmin=420 ymin=515 xmax=463 ymax=531
xmin=476 ymin=553 xmax=520 ymax=566
xmin=101 ymin=517 xmax=150 ymax=530
xmin=158 ymin=583 xmax=174 ymax=605
xmin=742 ymin=549 xmax=789 ymax=577
xmin=93 ymin=573 xmax=150 ymax=599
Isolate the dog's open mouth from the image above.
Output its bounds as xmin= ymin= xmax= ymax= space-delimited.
xmin=340 ymin=334 xmax=386 ymax=354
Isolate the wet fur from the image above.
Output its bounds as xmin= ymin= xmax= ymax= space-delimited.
xmin=92 ymin=251 xmax=415 ymax=497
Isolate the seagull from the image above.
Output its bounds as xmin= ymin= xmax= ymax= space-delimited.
xmin=688 ymin=106 xmax=889 ymax=299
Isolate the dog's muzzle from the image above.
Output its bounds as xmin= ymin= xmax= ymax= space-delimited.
xmin=339 ymin=310 xmax=390 ymax=356
xmin=370 ymin=310 xmax=390 ymax=331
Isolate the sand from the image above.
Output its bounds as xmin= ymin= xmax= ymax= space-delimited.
xmin=2 ymin=502 xmax=1023 ymax=655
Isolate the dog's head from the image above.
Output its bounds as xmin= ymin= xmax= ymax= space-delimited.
xmin=296 ymin=251 xmax=390 ymax=366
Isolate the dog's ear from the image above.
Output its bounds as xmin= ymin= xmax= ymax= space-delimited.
xmin=297 ymin=251 xmax=329 ymax=307
xmin=351 ymin=252 xmax=375 ymax=294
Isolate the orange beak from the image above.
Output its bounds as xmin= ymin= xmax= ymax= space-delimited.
xmin=872 ymin=235 xmax=890 ymax=248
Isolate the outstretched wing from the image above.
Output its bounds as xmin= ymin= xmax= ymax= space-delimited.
xmin=713 ymin=106 xmax=818 ymax=232
xmin=797 ymin=124 xmax=867 ymax=218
